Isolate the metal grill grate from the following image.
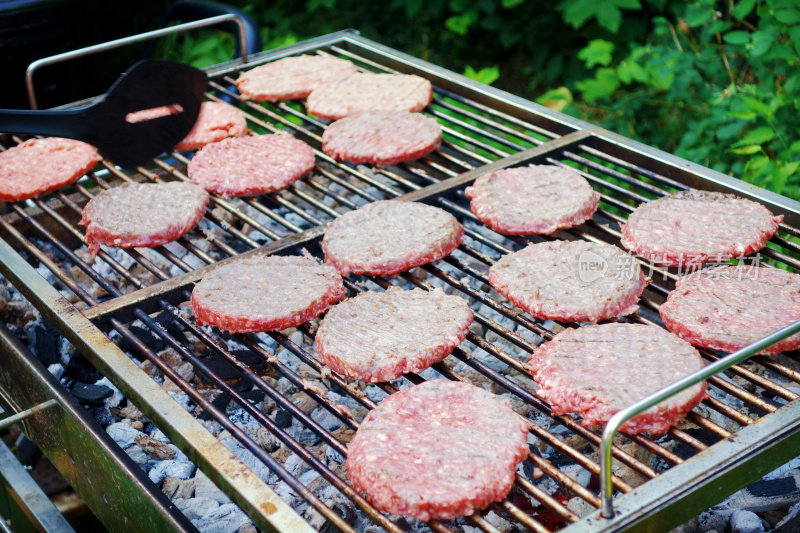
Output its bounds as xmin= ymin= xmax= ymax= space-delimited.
xmin=2 ymin=30 xmax=800 ymax=532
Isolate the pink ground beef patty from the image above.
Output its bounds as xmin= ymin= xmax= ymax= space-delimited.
xmin=346 ymin=380 xmax=529 ymax=521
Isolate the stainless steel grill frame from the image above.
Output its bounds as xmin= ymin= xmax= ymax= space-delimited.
xmin=1 ymin=29 xmax=800 ymax=532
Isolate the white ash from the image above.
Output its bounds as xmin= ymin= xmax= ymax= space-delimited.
xmin=196 ymin=503 xmax=250 ymax=533
xmin=95 ymin=377 xmax=124 ymax=409
xmin=148 ymin=460 xmax=195 ymax=484
xmin=193 ymin=471 xmax=232 ymax=505
xmin=106 ymin=421 xmax=144 ymax=448
xmin=219 ymin=436 xmax=276 ymax=484
xmin=167 ymin=390 xmax=194 ymax=412
xmin=48 ymin=363 xmax=64 ymax=380
xmin=310 ymin=407 xmax=342 ymax=433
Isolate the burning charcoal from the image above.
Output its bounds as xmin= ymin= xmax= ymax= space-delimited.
xmin=106 ymin=422 xmax=143 ymax=448
xmin=565 ymin=497 xmax=595 ymax=517
xmin=28 ymin=321 xmax=61 ymax=365
xmin=303 ymin=506 xmax=327 ymax=530
xmin=148 ymin=460 xmax=195 ymax=484
xmin=199 ymin=503 xmax=249 ymax=533
xmin=254 ymin=427 xmax=280 ymax=452
xmin=332 ymin=499 xmax=357 ymax=525
xmin=65 ymin=355 xmax=103 ymax=383
xmin=72 ymin=382 xmax=114 ymax=405
xmin=310 ymin=408 xmax=342 ymax=433
xmin=193 ymin=471 xmax=232 ymax=504
xmin=47 ymin=363 xmax=64 ymax=380
xmin=729 ymin=509 xmax=767 ymax=533
xmin=219 ymin=437 xmax=275 ymax=484
xmin=154 ymin=311 xmax=190 ymax=345
xmin=89 ymin=406 xmax=114 ymax=427
xmin=237 ymin=523 xmax=256 ymax=533
xmin=119 ymin=401 xmax=145 ymax=421
xmin=162 ymin=477 xmax=196 ymax=500
xmin=124 ymin=444 xmax=149 ymax=465
xmin=175 ymin=496 xmax=219 ymax=520
xmin=275 ymin=409 xmax=292 ymax=429
xmin=298 ymin=428 xmax=321 ymax=446
xmin=135 ymin=435 xmax=175 ymax=460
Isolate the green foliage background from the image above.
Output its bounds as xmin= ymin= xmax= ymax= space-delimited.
xmin=165 ymin=0 xmax=800 ymax=199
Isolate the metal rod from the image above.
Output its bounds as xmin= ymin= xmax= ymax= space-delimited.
xmin=600 ymin=319 xmax=800 ymax=518
xmin=0 ymin=399 xmax=57 ymax=430
xmin=25 ymin=14 xmax=245 ymax=109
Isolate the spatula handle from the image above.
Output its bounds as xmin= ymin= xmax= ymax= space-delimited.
xmin=0 ymin=108 xmax=87 ymax=141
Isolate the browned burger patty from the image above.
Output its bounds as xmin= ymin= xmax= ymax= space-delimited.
xmin=660 ymin=265 xmax=800 ymax=355
xmin=346 ymin=379 xmax=529 ymax=521
xmin=620 ymin=190 xmax=782 ymax=266
xmin=306 ymin=73 xmax=433 ymax=120
xmin=322 ymin=200 xmax=464 ymax=277
xmin=321 ymin=111 xmax=441 ymax=166
xmin=529 ymin=323 xmax=706 ymax=434
xmin=235 ymin=55 xmax=357 ymax=102
xmin=315 ymin=287 xmax=473 ymax=382
xmin=489 ymin=240 xmax=648 ymax=322
xmin=464 ymin=165 xmax=599 ymax=235
xmin=80 ymin=182 xmax=209 ymax=257
xmin=191 ymin=254 xmax=345 ymax=333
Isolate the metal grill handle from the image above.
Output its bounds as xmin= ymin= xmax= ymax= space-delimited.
xmin=600 ymin=318 xmax=800 ymax=518
xmin=25 ymin=14 xmax=248 ymax=109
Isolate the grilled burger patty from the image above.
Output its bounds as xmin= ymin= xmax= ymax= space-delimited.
xmin=465 ymin=165 xmax=599 ymax=235
xmin=235 ymin=55 xmax=357 ymax=102
xmin=315 ymin=287 xmax=473 ymax=382
xmin=80 ymin=181 xmax=208 ymax=257
xmin=188 ymin=134 xmax=315 ymax=197
xmin=660 ymin=265 xmax=800 ymax=355
xmin=620 ymin=189 xmax=782 ymax=266
xmin=0 ymin=137 xmax=100 ymax=202
xmin=322 ymin=111 xmax=441 ymax=166
xmin=191 ymin=254 xmax=344 ymax=333
xmin=346 ymin=379 xmax=529 ymax=521
xmin=322 ymin=200 xmax=463 ymax=277
xmin=529 ymin=323 xmax=706 ymax=434
xmin=306 ymin=73 xmax=433 ymax=120
xmin=489 ymin=240 xmax=648 ymax=322
xmin=174 ymin=101 xmax=248 ymax=151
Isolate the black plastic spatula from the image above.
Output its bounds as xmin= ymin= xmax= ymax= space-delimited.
xmin=0 ymin=59 xmax=208 ymax=169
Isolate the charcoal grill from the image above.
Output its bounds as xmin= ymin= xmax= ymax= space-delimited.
xmin=2 ymin=27 xmax=800 ymax=532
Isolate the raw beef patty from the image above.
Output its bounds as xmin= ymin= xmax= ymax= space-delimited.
xmin=660 ymin=265 xmax=800 ymax=355
xmin=0 ymin=137 xmax=99 ymax=202
xmin=322 ymin=111 xmax=441 ymax=166
xmin=235 ymin=55 xmax=357 ymax=102
xmin=188 ymin=134 xmax=315 ymax=197
xmin=191 ymin=254 xmax=344 ymax=333
xmin=306 ymin=73 xmax=433 ymax=120
xmin=529 ymin=323 xmax=706 ymax=434
xmin=315 ymin=287 xmax=473 ymax=382
xmin=81 ymin=181 xmax=208 ymax=257
xmin=465 ymin=165 xmax=599 ymax=235
xmin=489 ymin=240 xmax=648 ymax=322
xmin=322 ymin=200 xmax=463 ymax=277
xmin=175 ymin=101 xmax=248 ymax=151
xmin=621 ymin=190 xmax=782 ymax=266
xmin=347 ymin=379 xmax=529 ymax=521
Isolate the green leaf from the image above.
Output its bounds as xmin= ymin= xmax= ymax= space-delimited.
xmin=557 ymin=0 xmax=640 ymax=32
xmin=575 ymin=68 xmax=620 ymax=100
xmin=730 ymin=144 xmax=762 ymax=154
xmin=734 ymin=126 xmax=776 ymax=146
xmin=445 ymin=11 xmax=477 ymax=35
xmin=732 ymin=0 xmax=756 ymax=20
xmin=578 ymin=39 xmax=615 ymax=68
xmin=790 ymin=139 xmax=800 ymax=154
xmin=790 ymin=26 xmax=800 ymax=48
xmin=463 ymin=65 xmax=500 ymax=85
xmin=750 ymin=29 xmax=779 ymax=57
xmin=723 ymin=30 xmax=750 ymax=45
xmin=744 ymin=155 xmax=770 ymax=178
xmin=536 ymin=86 xmax=573 ymax=112
xmin=775 ymin=9 xmax=800 ymax=24
xmin=684 ymin=4 xmax=713 ymax=27
xmin=502 ymin=0 xmax=525 ymax=7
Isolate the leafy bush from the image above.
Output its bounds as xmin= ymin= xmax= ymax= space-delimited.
xmin=164 ymin=0 xmax=798 ymax=198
